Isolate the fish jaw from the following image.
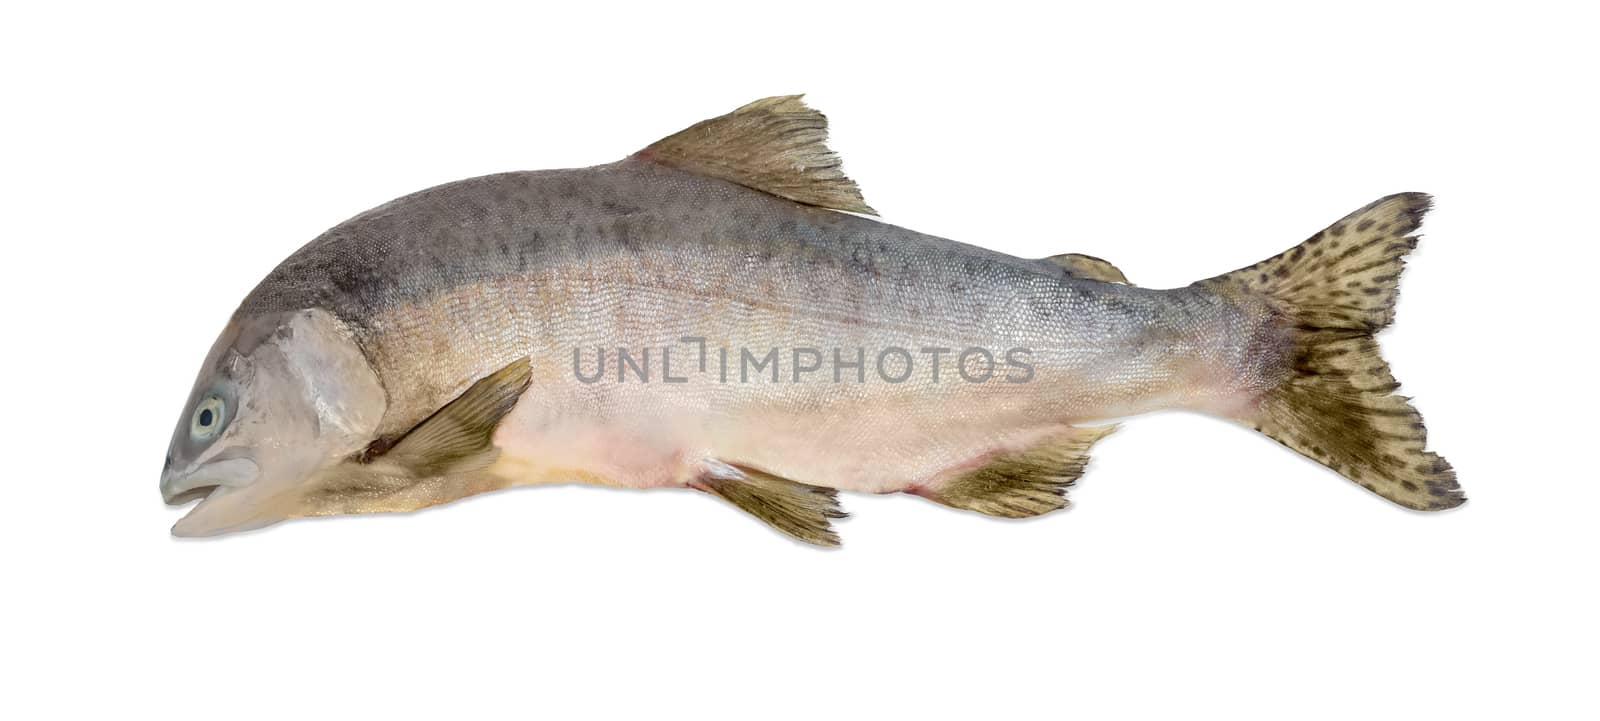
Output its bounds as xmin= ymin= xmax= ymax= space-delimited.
xmin=163 ymin=457 xmax=304 ymax=537
xmin=160 ymin=457 xmax=259 ymax=504
xmin=168 ymin=485 xmax=285 ymax=537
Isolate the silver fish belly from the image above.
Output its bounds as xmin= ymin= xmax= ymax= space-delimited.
xmin=161 ymin=96 xmax=1460 ymax=544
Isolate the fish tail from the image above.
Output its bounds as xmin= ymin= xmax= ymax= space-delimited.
xmin=1196 ymin=193 xmax=1463 ymax=510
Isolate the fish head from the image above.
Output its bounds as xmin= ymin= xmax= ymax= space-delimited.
xmin=160 ymin=308 xmax=386 ymax=536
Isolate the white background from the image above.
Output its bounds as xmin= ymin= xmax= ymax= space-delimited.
xmin=3 ymin=2 xmax=1595 ymax=719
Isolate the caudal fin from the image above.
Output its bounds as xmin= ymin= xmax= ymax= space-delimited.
xmin=1198 ymin=193 xmax=1463 ymax=510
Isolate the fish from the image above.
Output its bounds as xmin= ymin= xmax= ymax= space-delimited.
xmin=160 ymin=95 xmax=1462 ymax=544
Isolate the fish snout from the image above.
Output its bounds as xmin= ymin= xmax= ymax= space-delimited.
xmin=160 ymin=458 xmax=260 ymax=505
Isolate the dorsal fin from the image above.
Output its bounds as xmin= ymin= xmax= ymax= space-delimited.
xmin=635 ymin=95 xmax=876 ymax=215
xmin=1044 ymin=253 xmax=1131 ymax=284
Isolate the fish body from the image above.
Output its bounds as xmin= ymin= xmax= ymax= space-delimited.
xmin=161 ymin=96 xmax=1461 ymax=543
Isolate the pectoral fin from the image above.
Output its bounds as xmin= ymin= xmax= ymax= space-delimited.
xmin=373 ymin=358 xmax=533 ymax=477
xmin=691 ymin=461 xmax=847 ymax=547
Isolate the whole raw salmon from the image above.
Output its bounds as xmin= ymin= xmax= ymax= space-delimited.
xmin=160 ymin=95 xmax=1461 ymax=544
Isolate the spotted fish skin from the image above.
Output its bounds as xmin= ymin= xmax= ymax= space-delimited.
xmin=245 ymin=160 xmax=1261 ymax=442
xmin=160 ymin=96 xmax=1459 ymax=543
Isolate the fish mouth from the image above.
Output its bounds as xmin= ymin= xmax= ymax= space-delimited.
xmin=169 ymin=484 xmax=262 ymax=537
xmin=162 ymin=458 xmax=283 ymax=537
xmin=161 ymin=457 xmax=259 ymax=505
xmin=169 ymin=481 xmax=289 ymax=537
xmin=165 ymin=483 xmax=221 ymax=506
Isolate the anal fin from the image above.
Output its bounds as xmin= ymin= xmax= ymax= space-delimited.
xmin=916 ymin=425 xmax=1117 ymax=518
xmin=691 ymin=460 xmax=847 ymax=547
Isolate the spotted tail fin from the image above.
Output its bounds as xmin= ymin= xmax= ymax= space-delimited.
xmin=1197 ymin=193 xmax=1463 ymax=510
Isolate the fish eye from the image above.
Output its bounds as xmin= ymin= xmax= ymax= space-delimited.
xmin=190 ymin=395 xmax=227 ymax=442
